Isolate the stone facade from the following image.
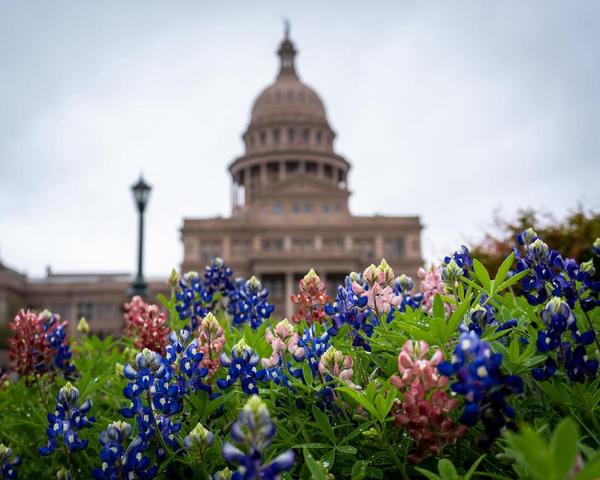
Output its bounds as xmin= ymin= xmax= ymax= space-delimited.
xmin=181 ymin=30 xmax=423 ymax=317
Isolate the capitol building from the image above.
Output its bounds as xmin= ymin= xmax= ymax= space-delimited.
xmin=0 ymin=29 xmax=423 ymax=335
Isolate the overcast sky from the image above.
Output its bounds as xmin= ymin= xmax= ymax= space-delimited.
xmin=1 ymin=1 xmax=599 ymax=279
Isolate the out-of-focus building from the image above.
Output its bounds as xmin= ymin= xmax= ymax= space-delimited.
xmin=0 ymin=27 xmax=423 ymax=336
xmin=181 ymin=28 xmax=423 ymax=317
xmin=0 ymin=260 xmax=167 ymax=338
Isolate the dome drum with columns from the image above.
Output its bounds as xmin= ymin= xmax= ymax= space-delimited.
xmin=229 ymin=27 xmax=350 ymax=218
xmin=182 ymin=26 xmax=423 ymax=318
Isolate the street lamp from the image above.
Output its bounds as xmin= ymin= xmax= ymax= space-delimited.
xmin=130 ymin=175 xmax=152 ymax=297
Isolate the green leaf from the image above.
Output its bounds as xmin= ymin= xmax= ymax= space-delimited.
xmin=312 ymin=405 xmax=336 ymax=444
xmin=473 ymin=259 xmax=491 ymax=291
xmin=550 ymin=418 xmax=578 ymax=479
xmin=303 ymin=449 xmax=327 ymax=480
xmin=493 ymin=252 xmax=515 ymax=291
xmin=414 ymin=467 xmax=441 ymax=480
xmin=290 ymin=443 xmax=331 ymax=449
xmin=336 ymin=445 xmax=357 ymax=454
xmin=302 ymin=361 xmax=314 ymax=386
xmin=351 ymin=460 xmax=370 ymax=480
xmin=437 ymin=459 xmax=459 ymax=480
xmin=464 ymin=454 xmax=486 ymax=480
xmin=446 ymin=296 xmax=472 ymax=341
xmin=497 ymin=269 xmax=529 ymax=292
xmin=433 ymin=294 xmax=446 ymax=320
xmin=337 ymin=387 xmax=378 ymax=418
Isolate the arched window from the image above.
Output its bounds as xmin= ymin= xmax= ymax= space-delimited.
xmin=273 ymin=128 xmax=280 ymax=144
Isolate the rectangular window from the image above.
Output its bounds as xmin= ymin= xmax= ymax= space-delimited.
xmin=273 ymin=129 xmax=280 ymax=144
xmin=262 ymin=238 xmax=284 ymax=252
xmin=272 ymin=203 xmax=283 ymax=214
xmin=288 ymin=128 xmax=295 ymax=143
xmin=301 ymin=129 xmax=310 ymax=144
xmin=201 ymin=240 xmax=222 ymax=262
xmin=306 ymin=162 xmax=318 ymax=175
xmin=385 ymin=238 xmax=405 ymax=259
xmin=292 ymin=238 xmax=314 ymax=251
xmin=354 ymin=238 xmax=374 ymax=260
xmin=323 ymin=237 xmax=344 ymax=251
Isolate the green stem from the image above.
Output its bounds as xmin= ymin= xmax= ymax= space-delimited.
xmin=385 ymin=440 xmax=408 ymax=480
xmin=574 ymin=383 xmax=600 ymax=443
xmin=147 ymin=392 xmax=169 ymax=454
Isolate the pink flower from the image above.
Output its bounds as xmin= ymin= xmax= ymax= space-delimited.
xmin=262 ymin=319 xmax=298 ymax=368
xmin=123 ymin=296 xmax=170 ymax=354
xmin=318 ymin=346 xmax=360 ymax=388
xmin=354 ymin=260 xmax=402 ymax=314
xmin=391 ymin=340 xmax=466 ymax=463
xmin=417 ymin=266 xmax=454 ymax=315
xmin=197 ymin=312 xmax=226 ymax=379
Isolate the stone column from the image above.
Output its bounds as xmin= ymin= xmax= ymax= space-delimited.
xmin=285 ymin=271 xmax=294 ymax=320
xmin=375 ymin=235 xmax=384 ymax=260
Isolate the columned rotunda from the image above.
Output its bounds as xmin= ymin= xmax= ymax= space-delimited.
xmin=181 ymin=28 xmax=423 ymax=317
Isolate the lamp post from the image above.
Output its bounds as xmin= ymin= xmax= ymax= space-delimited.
xmin=130 ymin=175 xmax=152 ymax=297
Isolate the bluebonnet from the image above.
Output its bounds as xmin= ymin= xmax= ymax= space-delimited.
xmin=41 ymin=310 xmax=76 ymax=376
xmin=39 ymin=382 xmax=94 ymax=456
xmin=92 ymin=421 xmax=158 ymax=480
xmin=175 ymin=272 xmax=213 ymax=329
xmin=515 ymin=230 xmax=599 ymax=310
xmin=164 ymin=329 xmax=211 ymax=394
xmin=0 ymin=444 xmax=20 ymax=479
xmin=217 ymin=339 xmax=266 ymax=394
xmin=532 ymin=297 xmax=598 ymax=382
xmin=593 ymin=238 xmax=600 ymax=256
xmin=289 ymin=327 xmax=331 ymax=379
xmin=444 ymin=245 xmax=474 ymax=277
xmin=222 ymin=395 xmax=295 ymax=480
xmin=387 ymin=275 xmax=423 ymax=319
xmin=438 ymin=332 xmax=523 ymax=447
xmin=459 ymin=300 xmax=517 ymax=337
xmin=325 ymin=274 xmax=372 ymax=351
xmin=121 ymin=348 xmax=182 ymax=456
xmin=204 ymin=257 xmax=234 ymax=298
xmin=229 ymin=276 xmax=275 ymax=329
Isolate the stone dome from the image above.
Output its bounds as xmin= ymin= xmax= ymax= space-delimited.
xmin=251 ymin=77 xmax=327 ymax=124
xmin=248 ymin=29 xmax=329 ymax=126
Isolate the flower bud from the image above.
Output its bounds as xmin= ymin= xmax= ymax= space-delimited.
xmin=57 ymin=382 xmax=79 ymax=405
xmin=246 ymin=275 xmax=263 ymax=292
xmin=518 ymin=227 xmax=538 ymax=246
xmin=581 ymin=259 xmax=596 ymax=275
xmin=526 ymin=239 xmax=549 ymax=265
xmin=168 ymin=268 xmax=179 ymax=288
xmin=594 ymin=238 xmax=600 ymax=256
xmin=77 ymin=317 xmax=90 ymax=334
xmin=183 ymin=422 xmax=214 ymax=451
xmin=397 ymin=274 xmax=413 ymax=292
xmin=442 ymin=259 xmax=463 ymax=289
xmin=56 ymin=467 xmax=72 ymax=480
xmin=378 ymin=258 xmax=395 ymax=286
xmin=115 ymin=362 xmax=124 ymax=377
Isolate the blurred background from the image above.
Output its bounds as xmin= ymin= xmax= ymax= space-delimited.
xmin=0 ymin=1 xmax=599 ymax=338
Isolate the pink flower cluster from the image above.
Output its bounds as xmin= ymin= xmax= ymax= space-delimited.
xmin=290 ymin=269 xmax=330 ymax=325
xmin=352 ymin=259 xmax=401 ymax=314
xmin=318 ymin=346 xmax=359 ymax=389
xmin=8 ymin=309 xmax=69 ymax=378
xmin=417 ymin=266 xmax=454 ymax=315
xmin=198 ymin=312 xmax=226 ymax=378
xmin=391 ymin=340 xmax=466 ymax=463
xmin=262 ymin=319 xmax=298 ymax=368
xmin=123 ymin=296 xmax=170 ymax=354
